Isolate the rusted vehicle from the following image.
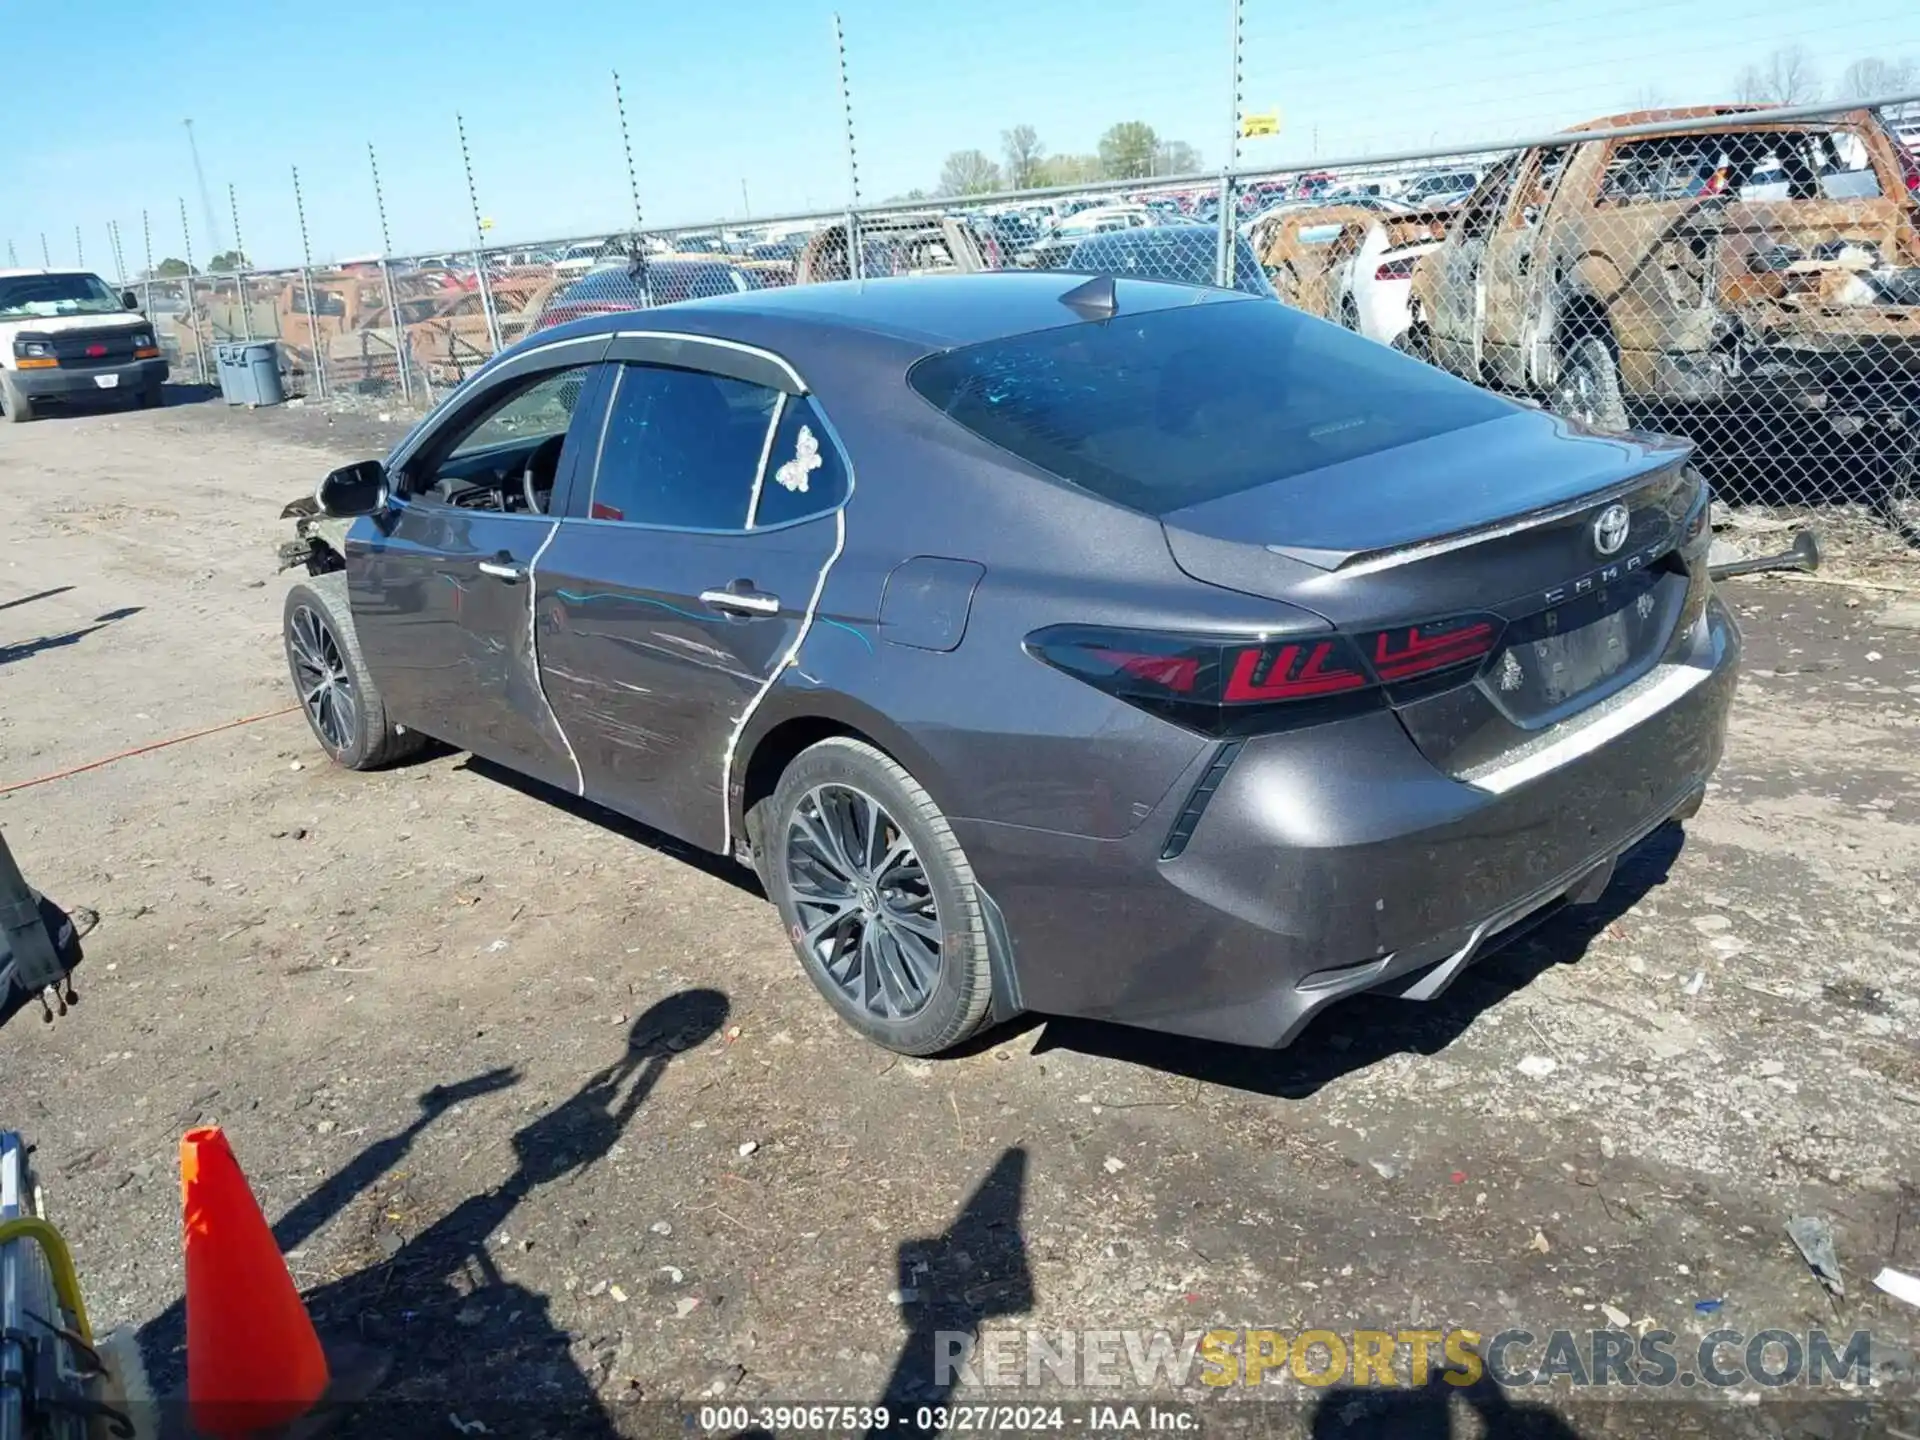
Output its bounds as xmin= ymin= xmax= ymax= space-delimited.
xmin=1250 ymin=205 xmax=1387 ymax=318
xmin=794 ymin=214 xmax=990 ymax=284
xmin=1404 ymin=105 xmax=1920 ymax=435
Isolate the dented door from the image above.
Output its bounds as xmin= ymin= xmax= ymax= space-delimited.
xmin=532 ymin=352 xmax=839 ymax=852
xmin=350 ymin=342 xmax=609 ymax=790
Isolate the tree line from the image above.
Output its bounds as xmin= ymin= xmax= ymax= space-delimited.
xmin=1729 ymin=50 xmax=1916 ymax=106
xmin=913 ymin=122 xmax=1204 ymax=202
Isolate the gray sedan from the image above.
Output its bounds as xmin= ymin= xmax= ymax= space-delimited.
xmin=283 ymin=271 xmax=1738 ymax=1055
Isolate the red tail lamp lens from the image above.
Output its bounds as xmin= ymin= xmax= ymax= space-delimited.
xmin=1222 ymin=640 xmax=1369 ymax=700
xmin=1363 ymin=617 xmax=1498 ymax=681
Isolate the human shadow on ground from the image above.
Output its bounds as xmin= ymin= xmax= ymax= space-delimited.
xmin=137 ymin=987 xmax=729 ymax=1438
xmin=866 ymin=1147 xmax=1033 ymax=1439
xmin=1034 ymin=821 xmax=1684 ymax=1101
xmin=0 ymin=605 xmax=144 ymax=667
xmin=1303 ymin=1372 xmax=1585 ymax=1437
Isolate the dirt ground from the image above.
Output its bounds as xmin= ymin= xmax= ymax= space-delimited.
xmin=3 ymin=390 xmax=1919 ymax=1438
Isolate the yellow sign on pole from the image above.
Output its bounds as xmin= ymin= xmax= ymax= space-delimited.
xmin=1239 ymin=111 xmax=1282 ymax=138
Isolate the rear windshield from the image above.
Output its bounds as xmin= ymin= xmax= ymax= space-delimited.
xmin=907 ymin=297 xmax=1513 ymax=514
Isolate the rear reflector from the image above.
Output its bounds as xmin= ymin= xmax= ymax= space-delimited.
xmin=1028 ymin=613 xmax=1502 ymax=735
xmin=1161 ymin=740 xmax=1244 ymax=859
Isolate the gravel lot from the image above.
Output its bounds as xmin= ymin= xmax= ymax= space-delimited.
xmin=3 ymin=391 xmax=1918 ymax=1437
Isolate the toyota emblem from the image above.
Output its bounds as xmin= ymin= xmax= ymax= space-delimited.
xmin=1592 ymin=503 xmax=1631 ymax=557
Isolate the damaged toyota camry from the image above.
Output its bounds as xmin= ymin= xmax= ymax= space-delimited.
xmin=279 ymin=272 xmax=1739 ymax=1056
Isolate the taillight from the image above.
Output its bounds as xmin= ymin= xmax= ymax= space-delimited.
xmin=1364 ymin=616 xmax=1498 ymax=681
xmin=1895 ymin=138 xmax=1920 ymax=194
xmin=1027 ymin=616 xmax=1502 ymax=735
xmin=1374 ymin=256 xmax=1419 ymax=281
xmin=1223 ymin=639 xmax=1369 ymax=700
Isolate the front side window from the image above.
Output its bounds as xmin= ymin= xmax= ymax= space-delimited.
xmin=587 ymin=363 xmax=780 ymax=528
xmin=407 ymin=363 xmax=594 ymax=506
xmin=446 ymin=367 xmax=591 ymax=463
xmin=753 ymin=398 xmax=849 ymax=528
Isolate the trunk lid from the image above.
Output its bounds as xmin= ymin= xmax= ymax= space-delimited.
xmin=1159 ymin=409 xmax=1705 ymax=775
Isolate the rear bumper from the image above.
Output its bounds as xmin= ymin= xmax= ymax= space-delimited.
xmin=11 ymin=357 xmax=167 ymax=400
xmin=957 ymin=596 xmax=1739 ymax=1049
xmin=1634 ymin=331 xmax=1920 ymax=407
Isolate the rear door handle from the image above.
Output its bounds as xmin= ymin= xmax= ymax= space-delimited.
xmin=478 ymin=559 xmax=527 ymax=582
xmin=699 ymin=587 xmax=781 ymax=616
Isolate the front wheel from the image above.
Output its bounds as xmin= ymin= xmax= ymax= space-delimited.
xmin=0 ymin=371 xmax=34 ymax=423
xmin=283 ymin=574 xmax=424 ymax=770
xmin=766 ymin=737 xmax=995 ymax=1055
xmin=1552 ymin=334 xmax=1630 ymax=431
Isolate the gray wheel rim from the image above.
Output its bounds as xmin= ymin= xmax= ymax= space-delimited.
xmin=288 ymin=604 xmax=358 ymax=754
xmin=786 ymin=783 xmax=943 ymax=1021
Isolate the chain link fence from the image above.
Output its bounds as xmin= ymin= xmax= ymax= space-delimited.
xmin=118 ymin=95 xmax=1920 ymax=547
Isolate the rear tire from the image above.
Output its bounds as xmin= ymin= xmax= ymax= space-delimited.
xmin=283 ymin=573 xmax=424 ymax=770
xmin=1553 ymin=334 xmax=1630 ymax=432
xmin=1392 ymin=322 xmax=1433 ymax=366
xmin=0 ymin=371 xmax=34 ymax=423
xmin=766 ymin=737 xmax=994 ymax=1056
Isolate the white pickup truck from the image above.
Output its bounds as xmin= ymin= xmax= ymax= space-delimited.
xmin=0 ymin=268 xmax=168 ymax=422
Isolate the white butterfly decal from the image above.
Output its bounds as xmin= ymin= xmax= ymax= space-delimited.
xmin=775 ymin=425 xmax=823 ymax=493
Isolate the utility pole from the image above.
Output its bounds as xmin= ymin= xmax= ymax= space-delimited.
xmin=741 ymin=179 xmax=751 ymax=218
xmin=1218 ymin=0 xmax=1244 ymax=287
xmin=831 ymin=13 xmax=862 ymax=281
xmin=183 ymin=119 xmax=224 ymax=257
xmin=611 ymin=70 xmax=644 ymax=236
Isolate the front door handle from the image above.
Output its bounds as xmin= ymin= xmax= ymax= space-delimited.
xmin=478 ymin=558 xmax=527 ymax=582
xmin=699 ymin=587 xmax=781 ymax=616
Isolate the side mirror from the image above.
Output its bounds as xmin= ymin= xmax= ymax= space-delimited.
xmin=316 ymin=460 xmax=389 ymax=518
xmin=122 ymin=290 xmax=141 ymax=311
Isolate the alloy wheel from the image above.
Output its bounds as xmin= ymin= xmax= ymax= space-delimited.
xmin=786 ymin=784 xmax=944 ymax=1020
xmin=1557 ymin=362 xmax=1598 ymax=423
xmin=288 ymin=604 xmax=358 ymax=754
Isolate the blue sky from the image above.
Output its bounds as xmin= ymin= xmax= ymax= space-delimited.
xmin=1 ymin=0 xmax=1914 ymax=270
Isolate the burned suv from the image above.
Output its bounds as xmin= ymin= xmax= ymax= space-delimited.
xmin=1404 ymin=106 xmax=1920 ymax=494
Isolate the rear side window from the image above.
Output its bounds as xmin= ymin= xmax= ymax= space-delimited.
xmin=1599 ymin=129 xmax=1883 ymax=203
xmin=587 ymin=363 xmax=779 ymax=529
xmin=908 ymin=297 xmax=1512 ymax=515
xmin=753 ymin=398 xmax=849 ymax=528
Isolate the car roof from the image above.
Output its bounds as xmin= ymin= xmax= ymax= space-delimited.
xmin=1570 ymin=104 xmax=1878 ymax=132
xmin=0 ymin=268 xmax=96 ymax=279
xmin=585 ymin=271 xmax=1250 ymax=350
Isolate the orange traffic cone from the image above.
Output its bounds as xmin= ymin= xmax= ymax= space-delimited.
xmin=180 ymin=1126 xmax=330 ymax=1437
